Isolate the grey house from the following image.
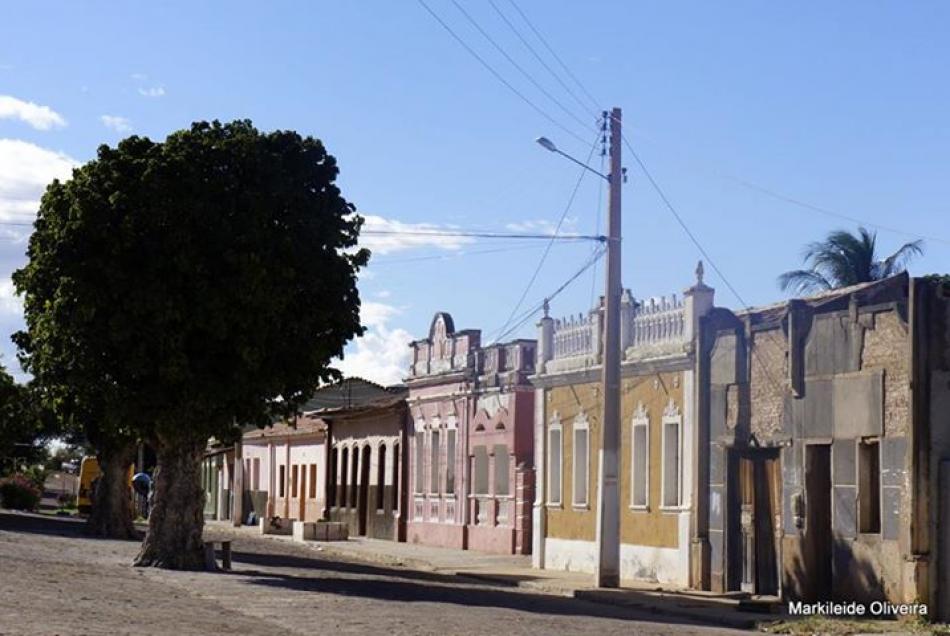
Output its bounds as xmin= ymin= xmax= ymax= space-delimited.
xmin=692 ymin=274 xmax=950 ymax=618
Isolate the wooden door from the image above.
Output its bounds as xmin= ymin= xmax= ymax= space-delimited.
xmin=805 ymin=445 xmax=832 ymax=601
xmin=358 ymin=446 xmax=371 ymax=535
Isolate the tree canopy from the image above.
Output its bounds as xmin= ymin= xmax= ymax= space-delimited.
xmin=777 ymin=226 xmax=923 ymax=295
xmin=13 ymin=120 xmax=368 ymax=566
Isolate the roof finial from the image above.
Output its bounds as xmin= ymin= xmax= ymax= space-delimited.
xmin=542 ymin=297 xmax=550 ymax=318
xmin=695 ymin=260 xmax=705 ymax=286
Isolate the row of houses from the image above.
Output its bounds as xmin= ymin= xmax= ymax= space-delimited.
xmin=202 ymin=265 xmax=950 ymax=618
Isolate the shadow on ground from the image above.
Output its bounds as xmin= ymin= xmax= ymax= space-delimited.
xmin=0 ymin=509 xmax=144 ymax=540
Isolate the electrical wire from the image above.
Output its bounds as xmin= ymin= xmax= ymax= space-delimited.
xmin=416 ymin=0 xmax=591 ymax=147
xmin=362 ymin=228 xmax=604 ymax=241
xmin=491 ymin=130 xmax=600 ymax=343
xmin=370 ymin=241 xmax=559 ymax=264
xmin=504 ymin=0 xmax=602 ymax=113
xmin=493 ymin=245 xmax=606 ymax=343
xmin=449 ymin=0 xmax=596 ymax=134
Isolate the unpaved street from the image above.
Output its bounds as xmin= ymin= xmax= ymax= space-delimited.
xmin=0 ymin=512 xmax=747 ymax=636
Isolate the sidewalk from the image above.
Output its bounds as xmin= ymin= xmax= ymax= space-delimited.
xmin=205 ymin=520 xmax=776 ymax=630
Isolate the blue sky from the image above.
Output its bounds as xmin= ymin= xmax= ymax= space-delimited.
xmin=2 ymin=1 xmax=949 ymax=384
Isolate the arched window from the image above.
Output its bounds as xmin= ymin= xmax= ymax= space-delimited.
xmin=377 ymin=444 xmax=387 ymax=511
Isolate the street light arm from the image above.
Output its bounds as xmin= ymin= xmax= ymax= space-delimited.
xmin=554 ymin=149 xmax=609 ymax=181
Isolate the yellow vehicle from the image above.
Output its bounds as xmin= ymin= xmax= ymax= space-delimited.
xmin=77 ymin=456 xmax=134 ymax=514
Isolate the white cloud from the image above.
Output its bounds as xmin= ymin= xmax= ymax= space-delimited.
xmin=334 ymin=301 xmax=412 ymax=386
xmin=0 ymin=95 xmax=66 ymax=130
xmin=138 ymin=86 xmax=165 ymax=98
xmin=360 ymin=214 xmax=473 ymax=256
xmin=375 ymin=290 xmax=392 ymax=299
xmin=0 ymin=139 xmax=77 ymax=223
xmin=505 ymin=217 xmax=579 ymax=235
xmin=0 ymin=278 xmax=21 ymax=316
xmin=100 ymin=114 xmax=132 ymax=133
xmin=130 ymin=73 xmax=148 ymax=81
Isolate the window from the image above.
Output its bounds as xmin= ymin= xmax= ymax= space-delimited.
xmin=253 ymin=458 xmax=261 ymax=491
xmin=309 ymin=464 xmax=317 ymax=499
xmin=430 ymin=430 xmax=441 ymax=495
xmin=291 ymin=465 xmax=299 ymax=498
xmin=547 ymin=416 xmax=562 ymax=505
xmin=445 ymin=429 xmax=457 ymax=495
xmin=340 ymin=448 xmax=349 ymax=508
xmin=414 ymin=432 xmax=425 ymax=494
xmin=494 ymin=444 xmax=510 ymax=496
xmin=858 ymin=440 xmax=881 ymax=533
xmin=392 ymin=443 xmax=400 ymax=511
xmin=473 ymin=445 xmax=489 ymax=495
xmin=573 ymin=414 xmax=589 ymax=507
xmin=631 ymin=404 xmax=649 ymax=508
xmin=244 ymin=459 xmax=251 ymax=491
xmin=377 ymin=445 xmax=386 ymax=511
xmin=279 ymin=465 xmax=286 ymax=497
xmin=661 ymin=401 xmax=682 ymax=508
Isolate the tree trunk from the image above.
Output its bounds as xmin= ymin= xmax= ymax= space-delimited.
xmin=86 ymin=441 xmax=136 ymax=539
xmin=134 ymin=434 xmax=208 ymax=569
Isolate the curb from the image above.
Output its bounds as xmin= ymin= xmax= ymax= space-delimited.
xmin=573 ymin=589 xmax=764 ymax=630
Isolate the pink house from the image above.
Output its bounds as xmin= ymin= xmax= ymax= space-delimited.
xmin=405 ymin=312 xmax=536 ymax=554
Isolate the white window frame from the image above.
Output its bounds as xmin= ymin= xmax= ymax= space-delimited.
xmin=660 ymin=399 xmax=683 ymax=510
xmin=547 ymin=413 xmax=562 ymax=506
xmin=630 ymin=402 xmax=650 ymax=510
xmin=429 ymin=418 xmax=441 ymax=496
xmin=572 ymin=412 xmax=590 ymax=509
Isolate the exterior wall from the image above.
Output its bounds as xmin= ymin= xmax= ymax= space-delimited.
xmin=327 ymin=409 xmax=404 ymax=541
xmin=700 ymin=276 xmax=933 ymax=605
xmin=405 ymin=312 xmax=536 ymax=554
xmin=540 ymin=372 xmax=690 ymax=585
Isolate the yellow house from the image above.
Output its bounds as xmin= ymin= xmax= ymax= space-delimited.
xmin=531 ymin=264 xmax=714 ymax=587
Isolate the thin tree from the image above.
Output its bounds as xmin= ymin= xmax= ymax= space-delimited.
xmin=14 ymin=121 xmax=367 ymax=569
xmin=778 ymin=227 xmax=923 ymax=295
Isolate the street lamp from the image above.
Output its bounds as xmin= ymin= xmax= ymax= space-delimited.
xmin=535 ymin=137 xmax=609 ymax=181
xmin=535 ymin=108 xmax=623 ymax=589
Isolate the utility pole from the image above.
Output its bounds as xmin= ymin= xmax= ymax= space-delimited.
xmin=595 ymin=107 xmax=622 ymax=588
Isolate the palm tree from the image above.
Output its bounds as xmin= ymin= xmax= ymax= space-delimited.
xmin=778 ymin=227 xmax=923 ymax=295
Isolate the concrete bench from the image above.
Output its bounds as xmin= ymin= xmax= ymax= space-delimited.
xmin=203 ymin=540 xmax=232 ymax=570
xmin=292 ymin=520 xmax=348 ymax=543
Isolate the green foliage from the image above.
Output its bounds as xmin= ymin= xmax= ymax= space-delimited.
xmin=13 ymin=119 xmax=368 ymax=448
xmin=0 ymin=474 xmax=42 ymax=510
xmin=0 ymin=366 xmax=51 ymax=472
xmin=778 ymin=227 xmax=923 ymax=295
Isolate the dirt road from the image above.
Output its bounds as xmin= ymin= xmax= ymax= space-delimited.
xmin=0 ymin=511 xmax=747 ymax=636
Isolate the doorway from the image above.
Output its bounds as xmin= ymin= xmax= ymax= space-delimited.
xmin=804 ymin=445 xmax=832 ymax=601
xmin=730 ymin=448 xmax=780 ymax=595
xmin=358 ymin=445 xmax=371 ymax=536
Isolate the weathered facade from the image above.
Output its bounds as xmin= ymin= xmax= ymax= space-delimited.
xmin=405 ymin=312 xmax=536 ymax=554
xmin=317 ymin=379 xmax=409 ymax=541
xmin=531 ymin=265 xmax=715 ymax=586
xmin=695 ymin=274 xmax=950 ymax=618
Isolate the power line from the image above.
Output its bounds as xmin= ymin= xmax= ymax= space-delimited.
xmin=488 ymin=0 xmax=598 ymax=121
xmin=494 ymin=244 xmax=606 ymax=343
xmin=417 ymin=0 xmax=591 ymax=146
xmin=728 ymin=176 xmax=950 ymax=247
xmin=370 ymin=241 xmax=559 ymax=264
xmin=492 ymin=130 xmax=600 ymax=342
xmin=449 ymin=0 xmax=596 ymax=134
xmin=362 ymin=228 xmax=604 ymax=241
xmin=620 ymin=133 xmax=786 ymax=392
xmin=504 ymin=0 xmax=601 ymax=113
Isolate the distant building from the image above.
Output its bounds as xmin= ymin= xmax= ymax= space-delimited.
xmin=316 ymin=378 xmax=408 ymax=541
xmin=531 ymin=265 xmax=715 ymax=587
xmin=405 ymin=312 xmax=537 ymax=554
xmin=695 ymin=274 xmax=950 ymax=619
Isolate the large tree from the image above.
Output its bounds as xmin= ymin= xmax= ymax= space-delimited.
xmin=14 ymin=120 xmax=367 ymax=568
xmin=778 ymin=226 xmax=923 ymax=295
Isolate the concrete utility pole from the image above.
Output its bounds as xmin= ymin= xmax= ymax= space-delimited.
xmin=595 ymin=107 xmax=622 ymax=588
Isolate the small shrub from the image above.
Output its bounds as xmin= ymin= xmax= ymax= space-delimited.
xmin=0 ymin=474 xmax=42 ymax=510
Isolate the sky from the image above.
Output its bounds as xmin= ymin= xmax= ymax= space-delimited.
xmin=1 ymin=1 xmax=949 ymax=386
